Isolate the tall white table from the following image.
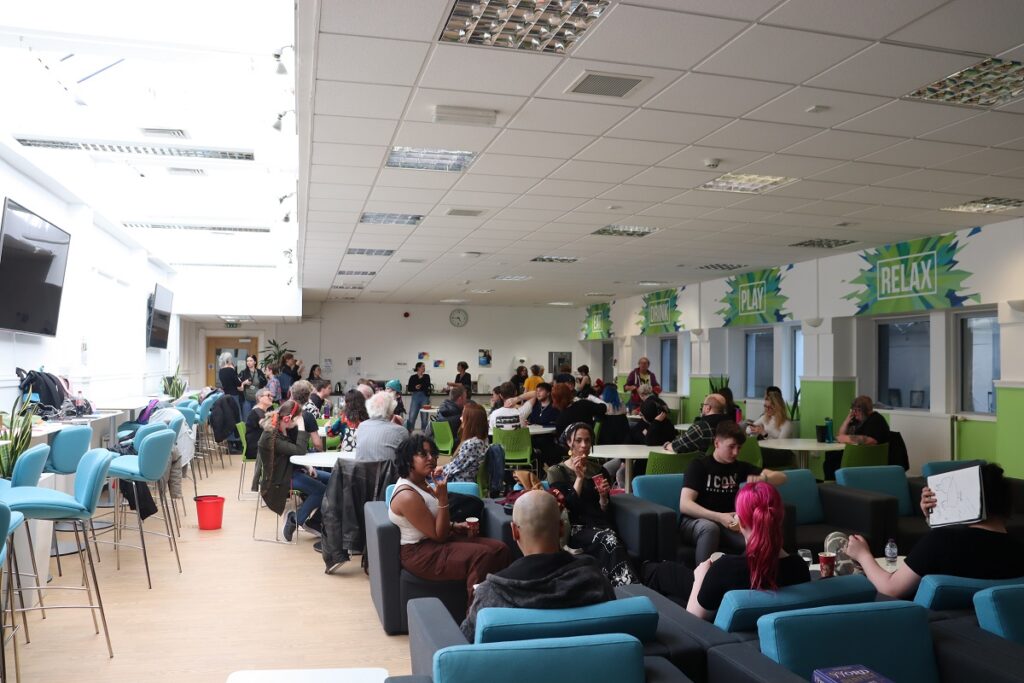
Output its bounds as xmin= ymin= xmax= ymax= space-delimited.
xmin=488 ymin=425 xmax=555 ymax=437
xmin=290 ymin=452 xmax=356 ymax=468
xmin=758 ymin=438 xmax=845 ymax=470
xmin=97 ymin=395 xmax=171 ymax=421
xmin=589 ymin=444 xmax=656 ymax=493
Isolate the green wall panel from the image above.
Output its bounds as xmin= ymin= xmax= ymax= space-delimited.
xmin=995 ymin=386 xmax=1024 ymax=479
xmin=798 ymin=379 xmax=856 ymax=440
xmin=957 ymin=419 xmax=997 ymax=462
xmin=687 ymin=376 xmax=713 ymax=423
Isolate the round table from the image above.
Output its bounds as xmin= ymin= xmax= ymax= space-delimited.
xmin=588 ymin=444 xmax=655 ymax=494
xmin=758 ymin=438 xmax=845 ymax=470
xmin=488 ymin=425 xmax=555 ymax=437
xmin=290 ymin=452 xmax=356 ymax=468
xmin=674 ymin=423 xmax=691 ymax=431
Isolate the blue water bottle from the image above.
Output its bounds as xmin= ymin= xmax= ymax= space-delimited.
xmin=824 ymin=417 xmax=834 ymax=443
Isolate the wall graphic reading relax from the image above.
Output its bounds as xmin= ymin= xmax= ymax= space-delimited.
xmin=580 ymin=302 xmax=612 ymax=340
xmin=638 ymin=288 xmax=682 ymax=336
xmin=844 ymin=230 xmax=980 ymax=316
xmin=718 ymin=267 xmax=791 ymax=326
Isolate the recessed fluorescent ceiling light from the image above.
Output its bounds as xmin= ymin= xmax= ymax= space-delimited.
xmin=548 ymin=301 xmax=574 ymax=306
xmin=592 ymin=224 xmax=659 ymax=238
xmin=332 ymin=284 xmax=365 ymax=290
xmin=699 ymin=173 xmax=798 ymax=194
xmin=788 ymin=238 xmax=858 ymax=249
xmin=399 ymin=258 xmax=426 ymax=263
xmin=346 ymin=248 xmax=395 ymax=256
xmin=637 ymin=281 xmax=665 ymax=287
xmin=941 ymin=196 xmax=1024 ymax=214
xmin=386 ymin=147 xmax=476 ymax=172
xmin=360 ymin=212 xmax=424 ymax=225
xmin=470 ymin=288 xmax=494 ymax=294
xmin=906 ymin=57 xmax=1024 ymax=108
xmin=440 ymin=298 xmax=468 ymax=303
xmin=700 ymin=263 xmax=746 ymax=271
xmin=433 ymin=105 xmax=497 ymax=126
xmin=439 ymin=0 xmax=610 ymax=54
xmin=218 ymin=315 xmax=254 ymax=322
xmin=531 ymin=255 xmax=578 ymax=263
xmin=585 ymin=292 xmax=614 ymax=297
xmin=337 ymin=269 xmax=377 ymax=276
xmin=493 ymin=274 xmax=532 ymax=281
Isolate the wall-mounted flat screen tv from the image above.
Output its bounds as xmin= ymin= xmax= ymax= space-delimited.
xmin=0 ymin=199 xmax=72 ymax=337
xmin=147 ymin=283 xmax=173 ymax=349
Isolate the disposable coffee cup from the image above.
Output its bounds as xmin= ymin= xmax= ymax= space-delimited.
xmin=465 ymin=516 xmax=480 ymax=536
xmin=818 ymin=551 xmax=837 ymax=578
xmin=592 ymin=474 xmax=607 ymax=489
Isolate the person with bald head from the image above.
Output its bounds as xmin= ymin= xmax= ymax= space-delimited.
xmin=665 ymin=393 xmax=730 ymax=455
xmin=459 ymin=490 xmax=615 ymax=639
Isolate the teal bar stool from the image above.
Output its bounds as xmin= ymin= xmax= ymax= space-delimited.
xmin=164 ymin=415 xmax=186 ymax=532
xmin=44 ymin=425 xmax=94 ymax=577
xmin=0 ymin=502 xmax=23 ymax=682
xmin=0 ymin=449 xmax=116 ymax=657
xmin=108 ymin=429 xmax=181 ymax=588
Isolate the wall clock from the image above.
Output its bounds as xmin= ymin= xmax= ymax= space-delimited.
xmin=449 ymin=308 xmax=469 ymax=327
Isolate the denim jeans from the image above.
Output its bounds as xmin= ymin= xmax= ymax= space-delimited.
xmin=290 ymin=468 xmax=331 ymax=525
xmin=484 ymin=444 xmax=506 ymax=493
xmin=406 ymin=391 xmax=429 ymax=431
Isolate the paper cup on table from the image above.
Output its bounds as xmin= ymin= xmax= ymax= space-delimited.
xmin=465 ymin=517 xmax=480 ymax=537
xmin=818 ymin=552 xmax=837 ymax=578
xmin=592 ymin=474 xmax=607 ymax=489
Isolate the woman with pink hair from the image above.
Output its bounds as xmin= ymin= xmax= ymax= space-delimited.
xmin=641 ymin=482 xmax=810 ymax=619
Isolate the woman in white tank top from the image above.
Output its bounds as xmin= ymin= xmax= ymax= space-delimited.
xmin=388 ymin=434 xmax=511 ymax=606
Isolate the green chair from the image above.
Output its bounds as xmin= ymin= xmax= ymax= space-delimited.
xmin=236 ymin=422 xmax=258 ymax=500
xmin=433 ymin=420 xmax=455 ymax=455
xmin=841 ymin=443 xmax=889 ymax=469
xmin=593 ymin=420 xmax=602 ymax=446
xmin=646 ymin=450 xmax=700 ymax=475
xmin=476 ymin=457 xmax=490 ymax=498
xmin=667 ymin=408 xmax=680 ymax=425
xmin=738 ymin=438 xmax=762 ymax=468
xmin=492 ymin=427 xmax=532 ymax=472
xmin=325 ymin=432 xmax=342 ymax=451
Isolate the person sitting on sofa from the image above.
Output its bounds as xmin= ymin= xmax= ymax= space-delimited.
xmin=460 ymin=489 xmax=614 ymax=639
xmin=846 ymin=463 xmax=1024 ymax=598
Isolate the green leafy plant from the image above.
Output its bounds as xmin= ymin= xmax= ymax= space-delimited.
xmin=260 ymin=339 xmax=295 ymax=367
xmin=708 ymin=375 xmax=730 ymax=394
xmin=0 ymin=397 xmax=36 ymax=479
xmin=162 ymin=364 xmax=187 ymax=399
xmin=788 ymin=386 xmax=801 ymax=422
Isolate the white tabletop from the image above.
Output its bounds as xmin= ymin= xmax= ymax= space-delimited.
xmin=758 ymin=439 xmax=845 ymax=452
xmin=420 ymin=407 xmax=439 ymax=416
xmin=626 ymin=413 xmax=642 ymax=422
xmin=489 ymin=424 xmax=555 ymax=436
xmin=97 ymin=395 xmax=171 ymax=411
xmin=589 ymin=444 xmax=657 ymax=460
xmin=674 ymin=423 xmax=692 ymax=431
xmin=226 ymin=668 xmax=387 ymax=683
xmin=290 ymin=452 xmax=356 ymax=468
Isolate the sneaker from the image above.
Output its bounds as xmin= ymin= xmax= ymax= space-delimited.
xmin=301 ymin=523 xmax=322 ymax=538
xmin=326 ymin=553 xmax=350 ymax=575
xmin=282 ymin=512 xmax=296 ymax=542
xmin=313 ymin=541 xmax=323 ymax=553
xmin=302 ymin=516 xmax=323 ymax=537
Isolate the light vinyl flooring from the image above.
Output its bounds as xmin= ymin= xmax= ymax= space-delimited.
xmin=15 ymin=457 xmax=410 ymax=682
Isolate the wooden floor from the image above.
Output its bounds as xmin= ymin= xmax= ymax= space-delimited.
xmin=14 ymin=456 xmax=411 ymax=682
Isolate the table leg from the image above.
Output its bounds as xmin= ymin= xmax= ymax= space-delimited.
xmin=624 ymin=460 xmax=633 ymax=494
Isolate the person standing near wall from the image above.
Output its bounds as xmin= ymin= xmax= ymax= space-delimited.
xmin=219 ymin=352 xmax=244 ymax=417
xmin=447 ymin=361 xmax=472 ymax=394
xmin=405 ymin=362 xmax=432 ymax=431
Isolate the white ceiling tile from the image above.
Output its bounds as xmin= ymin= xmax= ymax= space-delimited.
xmin=393 ymin=120 xmax=499 ymax=151
xmin=599 ymin=185 xmax=681 ymax=202
xmin=528 ymin=179 xmax=617 ymax=198
xmin=306 ymin=210 xmax=360 ymax=224
xmin=307 ymin=197 xmax=365 ymax=213
xmin=787 ymin=200 xmax=875 ymax=216
xmin=316 ymin=34 xmax=429 ymax=85
xmin=509 ymin=195 xmax=588 ymax=211
xmin=761 ymin=0 xmax=946 ymax=39
xmin=487 ymin=130 xmax=595 ymax=159
xmin=310 ymin=165 xmax=378 ymax=185
xmin=733 ymin=195 xmax=814 ymax=212
xmin=469 ymin=153 xmax=564 ymax=177
xmin=637 ymin=203 xmax=712 ymax=219
xmin=575 ymin=138 xmax=682 ymax=165
xmin=508 ymin=98 xmax=633 ymax=135
xmin=441 ymin=190 xmax=518 ymax=208
xmin=550 ymin=160 xmax=645 ymax=183
xmin=404 ymin=88 xmax=526 ymax=127
xmin=832 ymin=186 xmax=974 ymax=210
xmin=369 ymin=186 xmax=447 ymax=203
xmin=310 ymin=143 xmax=387 ymax=167
xmin=657 ymin=146 xmax=767 ymax=172
xmin=573 ymin=4 xmax=746 ymax=69
xmin=419 ymin=43 xmax=561 ymax=96
xmin=860 ymin=139 xmax=979 ymax=166
xmin=836 ymin=100 xmax=978 ymax=138
xmin=772 ymin=180 xmax=860 ymax=199
xmin=454 ymin=174 xmax=539 ymax=194
xmin=630 ymin=0 xmax=781 ymax=20
xmin=645 ymin=73 xmax=791 ymax=117
xmin=535 ymin=57 xmax=683 ymax=106
xmin=362 ymin=200 xmax=437 ymax=214
xmin=1000 ymin=136 xmax=1024 ymax=151
xmin=698 ymin=25 xmax=869 ymax=84
xmin=607 ymin=110 xmax=733 ymax=144
xmin=667 ymin=190 xmax=748 ymax=207
xmin=313 ymin=81 xmax=411 ymax=118
xmin=876 ymin=169 xmax=983 ymax=192
xmin=625 ymin=167 xmax=718 ymax=189
xmin=312 ymin=116 xmax=399 ymax=146
xmin=806 ymin=44 xmax=978 ymax=97
xmin=952 ymin=175 xmax=1024 ymax=197
xmin=932 ymin=148 xmax=1024 ymax=174
xmin=697 ymin=120 xmax=823 ymax=152
xmin=781 ymin=130 xmax=903 ymax=159
xmin=320 ymin=0 xmax=451 ymax=41
xmin=491 ymin=208 xmax=568 ymax=222
xmin=736 ymin=153 xmax=843 ymax=177
xmin=920 ymin=112 xmax=1024 ymax=147
xmin=889 ymin=0 xmax=1024 ymax=54
xmin=810 ymin=162 xmax=916 ymax=184
xmin=375 ymin=168 xmax=460 ymax=189
xmin=308 ymin=183 xmax=371 ymax=201
xmin=745 ymin=87 xmax=891 ymax=127
xmin=573 ymin=199 xmax=655 ymax=215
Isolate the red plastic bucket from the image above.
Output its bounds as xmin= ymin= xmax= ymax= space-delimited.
xmin=194 ymin=495 xmax=225 ymax=530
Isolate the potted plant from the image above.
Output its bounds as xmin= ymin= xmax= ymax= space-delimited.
xmin=0 ymin=397 xmax=35 ymax=479
xmin=162 ymin=364 xmax=187 ymax=400
xmin=260 ymin=339 xmax=295 ymax=367
xmin=708 ymin=374 xmax=730 ymax=394
xmin=788 ymin=386 xmax=801 ymax=433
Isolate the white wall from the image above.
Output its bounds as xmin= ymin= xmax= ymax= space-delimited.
xmin=0 ymin=156 xmax=177 ymax=407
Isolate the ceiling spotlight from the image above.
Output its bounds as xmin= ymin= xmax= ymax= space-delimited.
xmin=272 ymin=110 xmax=295 ymax=131
xmin=273 ymin=45 xmax=294 ymax=74
xmin=278 ymin=192 xmax=296 ymax=204
xmin=283 ymin=212 xmax=291 ymax=223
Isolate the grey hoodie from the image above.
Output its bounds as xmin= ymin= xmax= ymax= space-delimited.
xmin=460 ymin=551 xmax=615 ymax=640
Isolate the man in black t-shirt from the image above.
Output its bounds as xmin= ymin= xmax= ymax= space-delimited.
xmin=847 ymin=463 xmax=1024 ymax=598
xmin=679 ymin=421 xmax=787 ymax=563
xmin=828 ymin=395 xmax=891 ymax=479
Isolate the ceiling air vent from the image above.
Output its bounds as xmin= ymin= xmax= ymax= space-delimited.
xmin=569 ymin=72 xmax=647 ymax=98
xmin=141 ymin=127 xmax=189 ymax=139
xmin=15 ymin=137 xmax=254 ymax=160
xmin=124 ymin=222 xmax=270 ymax=233
xmin=446 ymin=208 xmax=487 ymax=217
xmin=167 ymin=167 xmax=206 ymax=176
xmin=699 ymin=263 xmax=747 ymax=271
xmin=788 ymin=238 xmax=857 ymax=249
xmin=399 ymin=258 xmax=426 ymax=263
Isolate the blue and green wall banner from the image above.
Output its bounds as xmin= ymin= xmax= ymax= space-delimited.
xmin=843 ymin=229 xmax=981 ymax=316
xmin=637 ymin=288 xmax=682 ymax=336
xmin=580 ymin=302 xmax=613 ymax=340
xmin=717 ymin=267 xmax=791 ymax=326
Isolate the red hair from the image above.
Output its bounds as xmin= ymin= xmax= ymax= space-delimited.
xmin=735 ymin=482 xmax=784 ymax=591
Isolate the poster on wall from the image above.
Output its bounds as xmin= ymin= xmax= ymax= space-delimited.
xmin=433 ymin=359 xmax=445 ymax=369
xmin=717 ymin=267 xmax=791 ymax=326
xmin=637 ymin=288 xmax=682 ymax=336
xmin=843 ymin=230 xmax=980 ymax=316
xmin=417 ymin=351 xmax=430 ymax=360
xmin=580 ymin=303 xmax=613 ymax=340
xmin=478 ymin=349 xmax=492 ymax=367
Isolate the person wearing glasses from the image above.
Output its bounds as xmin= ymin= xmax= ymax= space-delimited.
xmin=624 ymin=357 xmax=660 ymax=411
xmin=665 ymin=393 xmax=730 ymax=455
xmin=830 ymin=395 xmax=890 ymax=479
xmin=748 ymin=391 xmax=794 ymax=439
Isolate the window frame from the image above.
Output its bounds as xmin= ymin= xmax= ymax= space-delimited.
xmin=659 ymin=335 xmax=678 ymax=394
xmin=875 ymin=314 xmax=931 ymax=411
xmin=956 ymin=308 xmax=1000 ymax=415
xmin=744 ymin=327 xmax=774 ymax=399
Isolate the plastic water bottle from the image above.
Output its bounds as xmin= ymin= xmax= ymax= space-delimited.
xmin=885 ymin=539 xmax=898 ymax=567
xmin=824 ymin=417 xmax=834 ymax=443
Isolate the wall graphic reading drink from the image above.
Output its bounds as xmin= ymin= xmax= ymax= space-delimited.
xmin=637 ymin=288 xmax=682 ymax=336
xmin=718 ymin=267 xmax=790 ymax=326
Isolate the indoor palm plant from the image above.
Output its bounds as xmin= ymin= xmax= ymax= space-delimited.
xmin=260 ymin=339 xmax=295 ymax=367
xmin=0 ymin=397 xmax=35 ymax=479
xmin=162 ymin=364 xmax=187 ymax=399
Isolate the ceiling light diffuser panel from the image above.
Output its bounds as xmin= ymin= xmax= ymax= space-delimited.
xmin=789 ymin=238 xmax=858 ymax=248
xmin=592 ymin=224 xmax=659 ymax=237
xmin=359 ymin=212 xmax=424 ymax=225
xmin=699 ymin=173 xmax=799 ymax=194
xmin=386 ymin=147 xmax=477 ymax=172
xmin=531 ymin=255 xmax=578 ymax=263
xmin=941 ymin=196 xmax=1024 ymax=214
xmin=906 ymin=58 xmax=1024 ymax=108
xmin=440 ymin=0 xmax=610 ymax=54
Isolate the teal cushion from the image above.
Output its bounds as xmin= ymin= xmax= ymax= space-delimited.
xmin=914 ymin=574 xmax=1024 ymax=610
xmin=836 ymin=466 xmax=912 ymax=517
xmin=385 ymin=481 xmax=480 ymax=507
xmin=108 ymin=455 xmax=143 ymax=479
xmin=8 ymin=511 xmax=24 ymax=533
xmin=715 ymin=574 xmax=876 ymax=632
xmin=631 ymin=474 xmax=685 ymax=520
xmin=921 ymin=459 xmax=986 ymax=478
xmin=435 ymin=634 xmax=644 ymax=683
xmin=758 ymin=601 xmax=939 ymax=683
xmin=775 ymin=469 xmax=824 ymax=525
xmin=0 ymin=487 xmax=88 ymax=520
xmin=475 ymin=596 xmax=658 ymax=644
xmin=974 ymin=584 xmax=1024 ymax=645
